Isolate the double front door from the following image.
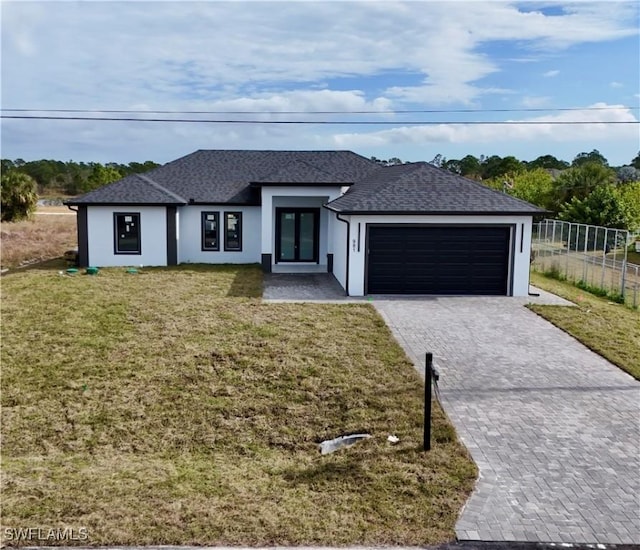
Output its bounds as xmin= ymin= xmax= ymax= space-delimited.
xmin=276 ymin=208 xmax=319 ymax=263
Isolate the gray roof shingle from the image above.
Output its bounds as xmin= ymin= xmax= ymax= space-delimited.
xmin=325 ymin=162 xmax=546 ymax=215
xmin=67 ymin=150 xmax=377 ymax=206
xmin=68 ymin=174 xmax=186 ymax=205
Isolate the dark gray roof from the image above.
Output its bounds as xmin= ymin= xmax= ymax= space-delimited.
xmin=325 ymin=162 xmax=546 ymax=215
xmin=67 ymin=150 xmax=377 ymax=206
xmin=67 ymin=174 xmax=186 ymax=205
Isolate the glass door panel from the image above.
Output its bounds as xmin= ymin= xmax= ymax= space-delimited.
xmin=298 ymin=212 xmax=315 ymax=261
xmin=276 ymin=208 xmax=319 ymax=263
xmin=279 ymin=212 xmax=296 ymax=261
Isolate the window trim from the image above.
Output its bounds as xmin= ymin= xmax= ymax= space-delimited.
xmin=113 ymin=212 xmax=141 ymax=255
xmin=224 ymin=211 xmax=242 ymax=252
xmin=201 ymin=211 xmax=220 ymax=251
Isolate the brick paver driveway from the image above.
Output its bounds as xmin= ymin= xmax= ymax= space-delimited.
xmin=373 ymin=296 xmax=640 ymax=545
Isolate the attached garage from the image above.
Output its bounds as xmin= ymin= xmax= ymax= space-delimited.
xmin=325 ymin=162 xmax=546 ymax=297
xmin=366 ymin=225 xmax=511 ymax=295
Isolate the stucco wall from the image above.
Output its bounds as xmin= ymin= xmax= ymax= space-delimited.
xmin=260 ymin=186 xmax=344 ymax=267
xmin=329 ymin=211 xmax=348 ymax=291
xmin=343 ymin=214 xmax=534 ymax=297
xmin=86 ymin=205 xmax=168 ymax=267
xmin=178 ymin=205 xmax=261 ymax=264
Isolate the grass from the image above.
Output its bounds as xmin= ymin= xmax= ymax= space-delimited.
xmin=1 ymin=263 xmax=476 ymax=546
xmin=529 ymin=271 xmax=640 ymax=380
xmin=1 ymin=206 xmax=77 ymax=270
xmin=626 ymin=249 xmax=640 ymax=265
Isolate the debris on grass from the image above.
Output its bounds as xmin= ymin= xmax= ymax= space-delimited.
xmin=319 ymin=433 xmax=372 ymax=455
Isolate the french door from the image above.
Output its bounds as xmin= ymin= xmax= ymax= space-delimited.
xmin=276 ymin=208 xmax=319 ymax=263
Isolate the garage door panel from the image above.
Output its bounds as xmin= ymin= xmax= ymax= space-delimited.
xmin=367 ymin=226 xmax=510 ymax=295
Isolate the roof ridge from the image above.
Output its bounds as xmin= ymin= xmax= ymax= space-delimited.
xmin=135 ymin=173 xmax=186 ymax=203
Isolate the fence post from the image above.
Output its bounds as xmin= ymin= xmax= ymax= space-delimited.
xmin=601 ymin=227 xmax=608 ymax=288
xmin=424 ymin=353 xmax=433 ymax=452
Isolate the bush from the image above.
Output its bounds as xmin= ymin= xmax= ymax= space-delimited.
xmin=1 ymin=172 xmax=38 ymax=222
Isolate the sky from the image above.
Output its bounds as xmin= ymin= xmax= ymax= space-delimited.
xmin=1 ymin=1 xmax=639 ymax=167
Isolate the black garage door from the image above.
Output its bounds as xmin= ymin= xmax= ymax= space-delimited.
xmin=367 ymin=226 xmax=511 ymax=295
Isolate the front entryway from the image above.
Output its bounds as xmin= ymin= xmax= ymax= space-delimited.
xmin=275 ymin=208 xmax=319 ymax=263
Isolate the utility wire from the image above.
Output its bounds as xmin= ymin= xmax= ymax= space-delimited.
xmin=1 ymin=115 xmax=637 ymax=125
xmin=1 ymin=106 xmax=637 ymax=115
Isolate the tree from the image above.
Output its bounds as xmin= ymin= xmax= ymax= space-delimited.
xmin=506 ymin=169 xmax=556 ymax=211
xmin=1 ymin=171 xmax=38 ymax=222
xmin=527 ymin=155 xmax=569 ymax=170
xmin=619 ymin=181 xmax=640 ymax=231
xmin=617 ymin=166 xmax=640 ymax=184
xmin=552 ymin=162 xmax=616 ymax=207
xmin=459 ymin=155 xmax=481 ymax=178
xmin=571 ymin=149 xmax=609 ymax=167
xmin=558 ymin=184 xmax=631 ymax=229
xmin=630 ymin=151 xmax=640 ymax=170
xmin=85 ymin=164 xmax=122 ymax=192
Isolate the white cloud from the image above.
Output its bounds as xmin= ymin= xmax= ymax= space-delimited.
xmin=1 ymin=2 xmax=638 ymax=165
xmin=332 ymin=103 xmax=639 ymax=148
xmin=610 ymin=81 xmax=624 ymax=88
xmin=1 ymin=1 xmax=638 ymax=109
xmin=521 ymin=96 xmax=552 ymax=108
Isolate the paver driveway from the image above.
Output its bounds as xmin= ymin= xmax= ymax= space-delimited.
xmin=373 ymin=296 xmax=640 ymax=546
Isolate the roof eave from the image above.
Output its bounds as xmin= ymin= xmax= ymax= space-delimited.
xmin=64 ymin=200 xmax=186 ymax=207
xmin=324 ymin=208 xmax=547 ymax=216
xmin=250 ymin=181 xmax=353 ymax=187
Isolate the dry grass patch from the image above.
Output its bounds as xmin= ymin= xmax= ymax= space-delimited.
xmin=1 ymin=264 xmax=475 ymax=546
xmin=1 ymin=206 xmax=77 ymax=269
xmin=529 ymin=272 xmax=640 ymax=380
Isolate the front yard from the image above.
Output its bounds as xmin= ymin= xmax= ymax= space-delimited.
xmin=1 ymin=264 xmax=476 ymax=546
xmin=529 ymin=272 xmax=640 ymax=380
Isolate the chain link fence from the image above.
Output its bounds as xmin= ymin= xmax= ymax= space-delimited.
xmin=531 ymin=219 xmax=639 ymax=308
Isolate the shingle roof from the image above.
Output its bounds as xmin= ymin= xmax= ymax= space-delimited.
xmin=67 ymin=174 xmax=186 ymax=205
xmin=325 ymin=162 xmax=546 ymax=215
xmin=67 ymin=150 xmax=377 ymax=206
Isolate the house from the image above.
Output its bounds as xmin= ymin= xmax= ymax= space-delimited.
xmin=65 ymin=150 xmax=545 ymax=296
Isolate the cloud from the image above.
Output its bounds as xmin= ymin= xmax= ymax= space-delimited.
xmin=1 ymin=1 xmax=638 ymax=110
xmin=610 ymin=81 xmax=624 ymax=88
xmin=543 ymin=70 xmax=560 ymax=77
xmin=332 ymin=104 xmax=639 ymax=148
xmin=521 ymin=96 xmax=552 ymax=108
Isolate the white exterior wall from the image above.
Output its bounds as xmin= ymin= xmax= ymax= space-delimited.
xmin=178 ymin=205 xmax=261 ymax=264
xmin=86 ymin=205 xmax=168 ymax=267
xmin=260 ymin=186 xmax=343 ymax=267
xmin=344 ymin=214 xmax=534 ymax=297
xmin=329 ymin=211 xmax=348 ymax=290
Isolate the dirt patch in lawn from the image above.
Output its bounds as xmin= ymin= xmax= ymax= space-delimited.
xmin=1 ymin=264 xmax=476 ymax=546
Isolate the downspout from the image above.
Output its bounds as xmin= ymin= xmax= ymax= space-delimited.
xmin=336 ymin=213 xmax=350 ymax=296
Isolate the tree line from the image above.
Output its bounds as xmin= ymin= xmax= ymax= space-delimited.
xmin=2 ymin=151 xmax=639 ymax=230
xmin=371 ymin=150 xmax=640 ymax=231
xmin=0 ymin=158 xmax=160 ymax=197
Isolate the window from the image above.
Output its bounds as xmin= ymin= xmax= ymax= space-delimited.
xmin=114 ymin=213 xmax=141 ymax=254
xmin=224 ymin=212 xmax=242 ymax=251
xmin=201 ymin=212 xmax=219 ymax=251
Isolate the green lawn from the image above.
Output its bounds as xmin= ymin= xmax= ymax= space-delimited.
xmin=626 ymin=249 xmax=640 ymax=265
xmin=1 ymin=263 xmax=476 ymax=546
xmin=529 ymin=272 xmax=640 ymax=380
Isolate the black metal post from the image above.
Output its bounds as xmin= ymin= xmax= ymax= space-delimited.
xmin=424 ymin=352 xmax=433 ymax=451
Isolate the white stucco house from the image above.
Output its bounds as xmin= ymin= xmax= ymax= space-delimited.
xmin=66 ymin=150 xmax=545 ymax=296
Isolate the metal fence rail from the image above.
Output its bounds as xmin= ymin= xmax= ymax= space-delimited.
xmin=531 ymin=219 xmax=639 ymax=308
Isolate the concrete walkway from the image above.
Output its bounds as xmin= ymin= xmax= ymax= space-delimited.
xmin=373 ymin=296 xmax=640 ymax=546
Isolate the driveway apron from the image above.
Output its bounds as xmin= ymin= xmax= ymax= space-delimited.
xmin=373 ymin=296 xmax=640 ymax=545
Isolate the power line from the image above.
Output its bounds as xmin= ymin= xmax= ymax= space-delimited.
xmin=1 ymin=114 xmax=637 ymax=125
xmin=1 ymin=106 xmax=637 ymax=115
